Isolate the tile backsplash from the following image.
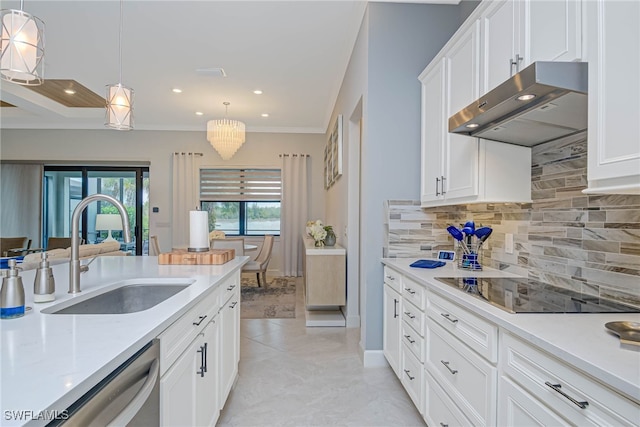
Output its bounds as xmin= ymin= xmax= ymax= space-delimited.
xmin=384 ymin=132 xmax=640 ymax=307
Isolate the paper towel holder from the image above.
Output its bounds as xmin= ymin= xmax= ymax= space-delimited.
xmin=188 ymin=208 xmax=210 ymax=252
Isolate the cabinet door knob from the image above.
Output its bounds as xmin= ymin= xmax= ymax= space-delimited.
xmin=544 ymin=382 xmax=589 ymax=409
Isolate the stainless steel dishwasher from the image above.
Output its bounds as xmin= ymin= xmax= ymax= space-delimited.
xmin=48 ymin=340 xmax=160 ymax=426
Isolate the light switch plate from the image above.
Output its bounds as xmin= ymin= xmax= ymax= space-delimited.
xmin=505 ymin=233 xmax=514 ymax=254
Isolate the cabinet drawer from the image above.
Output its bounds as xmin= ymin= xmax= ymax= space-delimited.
xmin=403 ymin=276 xmax=426 ymax=310
xmin=159 ymin=286 xmax=221 ymax=375
xmin=498 ymin=375 xmax=570 ymax=426
xmin=402 ymin=299 xmax=424 ymax=337
xmin=426 ymin=318 xmax=497 ymax=426
xmin=427 ymin=290 xmax=498 ymax=363
xmin=401 ymin=321 xmax=425 ymax=363
xmin=220 ymin=272 xmax=240 ymax=305
xmin=501 ymin=332 xmax=640 ymax=426
xmin=425 ymin=369 xmax=473 ymax=427
xmin=383 ymin=266 xmax=402 ymax=294
xmin=401 ymin=344 xmax=424 ymax=415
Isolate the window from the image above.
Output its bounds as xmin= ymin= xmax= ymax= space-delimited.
xmin=200 ymin=169 xmax=281 ymax=235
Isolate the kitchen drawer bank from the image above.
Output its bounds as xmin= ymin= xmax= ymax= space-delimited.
xmin=0 ymin=256 xmax=248 ymax=427
xmin=381 ymin=259 xmax=640 ymax=427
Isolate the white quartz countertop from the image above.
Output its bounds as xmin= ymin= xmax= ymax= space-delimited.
xmin=381 ymin=258 xmax=640 ymax=403
xmin=0 ymin=255 xmax=248 ymax=427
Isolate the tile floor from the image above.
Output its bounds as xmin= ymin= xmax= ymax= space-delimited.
xmin=218 ymin=277 xmax=425 ymax=426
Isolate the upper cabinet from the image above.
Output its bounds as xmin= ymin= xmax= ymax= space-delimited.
xmin=481 ymin=0 xmax=582 ymax=93
xmin=583 ymin=0 xmax=640 ymax=194
xmin=420 ymin=7 xmax=531 ymax=208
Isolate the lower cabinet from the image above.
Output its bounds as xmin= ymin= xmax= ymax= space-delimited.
xmin=159 ymin=272 xmax=241 ymax=427
xmin=381 ymin=265 xmax=639 ymax=427
xmin=219 ymin=285 xmax=240 ymax=407
xmin=383 ymin=281 xmax=401 ymax=377
xmin=499 ymin=332 xmax=640 ymax=426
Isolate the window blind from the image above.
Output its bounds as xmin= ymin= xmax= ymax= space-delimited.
xmin=200 ymin=169 xmax=282 ymax=201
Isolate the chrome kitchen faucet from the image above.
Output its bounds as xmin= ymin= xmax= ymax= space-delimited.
xmin=69 ymin=194 xmax=131 ymax=293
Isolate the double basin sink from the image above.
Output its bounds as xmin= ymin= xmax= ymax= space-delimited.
xmin=42 ymin=278 xmax=196 ymax=315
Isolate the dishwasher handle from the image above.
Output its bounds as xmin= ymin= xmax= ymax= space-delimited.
xmin=107 ymin=359 xmax=160 ymax=427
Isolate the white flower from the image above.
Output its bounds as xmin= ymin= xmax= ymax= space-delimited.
xmin=309 ymin=222 xmax=327 ymax=242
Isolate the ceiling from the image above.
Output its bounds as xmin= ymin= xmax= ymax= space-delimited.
xmin=0 ymin=1 xmax=371 ymax=134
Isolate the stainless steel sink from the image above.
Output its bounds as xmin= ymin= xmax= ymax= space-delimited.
xmin=43 ymin=279 xmax=195 ymax=315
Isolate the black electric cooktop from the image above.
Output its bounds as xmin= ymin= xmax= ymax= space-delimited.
xmin=435 ymin=277 xmax=640 ymax=314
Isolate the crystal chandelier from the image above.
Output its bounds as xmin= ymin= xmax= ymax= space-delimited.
xmin=0 ymin=1 xmax=45 ymax=85
xmin=105 ymin=0 xmax=133 ymax=130
xmin=207 ymin=102 xmax=246 ymax=160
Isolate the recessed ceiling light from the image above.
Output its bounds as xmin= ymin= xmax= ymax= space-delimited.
xmin=253 ymin=90 xmax=263 ymax=95
xmin=195 ymin=111 xmax=204 ymax=116
xmin=466 ymin=123 xmax=479 ymax=129
xmin=172 ymin=88 xmax=183 ymax=93
xmin=517 ymin=94 xmax=536 ymax=101
xmin=64 ymin=89 xmax=76 ymax=95
xmin=261 ymin=113 xmax=269 ymax=117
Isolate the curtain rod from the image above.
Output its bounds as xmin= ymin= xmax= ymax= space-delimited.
xmin=173 ymin=152 xmax=203 ymax=156
xmin=279 ymin=154 xmax=309 ymax=157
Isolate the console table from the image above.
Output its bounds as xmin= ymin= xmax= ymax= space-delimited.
xmin=302 ymin=236 xmax=346 ymax=327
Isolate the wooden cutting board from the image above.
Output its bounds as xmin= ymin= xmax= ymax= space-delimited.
xmin=158 ymin=248 xmax=235 ymax=265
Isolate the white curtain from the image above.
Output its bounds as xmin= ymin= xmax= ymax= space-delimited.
xmin=280 ymin=154 xmax=309 ymax=276
xmin=172 ymin=153 xmax=202 ymax=248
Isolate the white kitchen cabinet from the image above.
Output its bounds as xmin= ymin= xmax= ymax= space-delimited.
xmin=584 ymin=0 xmax=640 ymax=194
xmin=160 ymin=272 xmax=241 ymax=427
xmin=499 ymin=332 xmax=640 ymax=426
xmin=219 ymin=280 xmax=240 ymax=407
xmin=161 ymin=317 xmax=220 ymax=427
xmin=383 ymin=281 xmax=401 ymax=377
xmin=481 ymin=0 xmax=582 ymax=93
xmin=419 ymin=18 xmax=531 ymax=208
xmin=196 ymin=319 xmax=220 ymax=427
xmin=499 ymin=375 xmax=570 ymax=426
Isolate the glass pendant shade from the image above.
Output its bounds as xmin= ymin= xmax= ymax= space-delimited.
xmin=207 ymin=118 xmax=246 ymax=160
xmin=0 ymin=8 xmax=45 ymax=85
xmin=105 ymin=83 xmax=134 ymax=130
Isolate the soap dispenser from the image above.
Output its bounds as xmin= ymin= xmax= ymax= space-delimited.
xmin=34 ymin=252 xmax=55 ymax=303
xmin=1 ymin=259 xmax=25 ymax=319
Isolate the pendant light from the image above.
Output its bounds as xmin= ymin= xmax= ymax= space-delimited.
xmin=0 ymin=0 xmax=45 ymax=85
xmin=207 ymin=102 xmax=246 ymax=160
xmin=105 ymin=0 xmax=133 ymax=130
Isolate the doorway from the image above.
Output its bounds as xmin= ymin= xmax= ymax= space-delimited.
xmin=43 ymin=166 xmax=149 ymax=255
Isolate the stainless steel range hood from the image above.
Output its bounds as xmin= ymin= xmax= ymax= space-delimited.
xmin=449 ymin=61 xmax=588 ymax=147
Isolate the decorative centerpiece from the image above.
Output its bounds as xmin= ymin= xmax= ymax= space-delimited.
xmin=306 ymin=220 xmax=335 ymax=247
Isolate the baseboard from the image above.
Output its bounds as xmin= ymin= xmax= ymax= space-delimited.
xmin=361 ymin=349 xmax=388 ymax=368
xmin=345 ymin=313 xmax=360 ymax=328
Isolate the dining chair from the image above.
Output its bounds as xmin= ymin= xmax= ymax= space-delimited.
xmin=47 ymin=237 xmax=72 ymax=250
xmin=209 ymin=230 xmax=226 ymax=240
xmin=149 ymin=235 xmax=161 ymax=256
xmin=241 ymin=235 xmax=274 ymax=287
xmin=211 ymin=237 xmax=244 ymax=257
xmin=1 ymin=237 xmax=32 ymax=257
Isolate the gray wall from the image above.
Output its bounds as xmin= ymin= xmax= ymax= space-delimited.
xmin=360 ymin=2 xmax=462 ymax=352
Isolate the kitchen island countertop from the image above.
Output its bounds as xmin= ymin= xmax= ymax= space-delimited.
xmin=381 ymin=257 xmax=640 ymax=403
xmin=0 ymin=255 xmax=248 ymax=427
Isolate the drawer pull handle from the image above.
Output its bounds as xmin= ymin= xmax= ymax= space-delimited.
xmin=386 ymin=275 xmax=395 ymax=281
xmin=227 ymin=284 xmax=236 ymax=291
xmin=440 ymin=313 xmax=458 ymax=323
xmin=404 ymin=311 xmax=416 ymax=319
xmin=230 ymin=301 xmax=238 ymax=309
xmin=544 ymin=382 xmax=589 ymax=409
xmin=441 ymin=360 xmax=458 ymax=375
xmin=192 ymin=315 xmax=207 ymax=326
xmin=405 ymin=288 xmax=416 ymax=295
xmin=440 ymin=424 xmax=448 ymax=427
xmin=403 ymin=334 xmax=415 ymax=344
xmin=403 ymin=369 xmax=415 ymax=381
